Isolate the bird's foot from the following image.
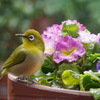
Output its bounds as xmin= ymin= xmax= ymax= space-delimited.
xmin=16 ymin=76 xmax=39 ymax=86
xmin=25 ymin=77 xmax=39 ymax=86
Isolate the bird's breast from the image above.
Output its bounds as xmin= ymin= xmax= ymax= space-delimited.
xmin=10 ymin=52 xmax=44 ymax=77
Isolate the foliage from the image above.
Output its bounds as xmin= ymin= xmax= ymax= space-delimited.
xmin=90 ymin=88 xmax=100 ymax=100
xmin=0 ymin=0 xmax=35 ymax=60
xmin=30 ymin=20 xmax=100 ymax=99
xmin=1 ymin=0 xmax=100 ymax=61
xmin=1 ymin=1 xmax=100 ymax=98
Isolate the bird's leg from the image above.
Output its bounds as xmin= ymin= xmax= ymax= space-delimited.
xmin=25 ymin=77 xmax=39 ymax=86
xmin=16 ymin=76 xmax=39 ymax=86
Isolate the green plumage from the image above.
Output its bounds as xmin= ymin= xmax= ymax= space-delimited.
xmin=0 ymin=29 xmax=44 ymax=79
xmin=4 ymin=46 xmax=26 ymax=69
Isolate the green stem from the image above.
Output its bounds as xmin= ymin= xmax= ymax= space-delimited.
xmin=47 ymin=56 xmax=58 ymax=70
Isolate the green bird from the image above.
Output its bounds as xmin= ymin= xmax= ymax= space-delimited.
xmin=0 ymin=29 xmax=45 ymax=80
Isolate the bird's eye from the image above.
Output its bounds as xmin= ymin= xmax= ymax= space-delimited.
xmin=29 ymin=35 xmax=34 ymax=41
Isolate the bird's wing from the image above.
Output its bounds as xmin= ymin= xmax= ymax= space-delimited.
xmin=4 ymin=48 xmax=26 ymax=69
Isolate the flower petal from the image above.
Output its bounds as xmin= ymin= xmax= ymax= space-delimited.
xmin=53 ymin=36 xmax=85 ymax=63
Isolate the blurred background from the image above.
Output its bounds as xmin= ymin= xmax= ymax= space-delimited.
xmin=0 ymin=0 xmax=100 ymax=99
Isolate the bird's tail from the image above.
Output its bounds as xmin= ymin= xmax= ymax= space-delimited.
xmin=0 ymin=68 xmax=7 ymax=79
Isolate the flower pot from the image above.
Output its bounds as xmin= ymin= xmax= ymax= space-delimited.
xmin=0 ymin=75 xmax=7 ymax=100
xmin=7 ymin=74 xmax=94 ymax=100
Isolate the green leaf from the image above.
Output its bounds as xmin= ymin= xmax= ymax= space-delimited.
xmin=29 ymin=69 xmax=46 ymax=80
xmin=90 ymin=88 xmax=100 ymax=99
xmin=92 ymin=43 xmax=100 ymax=53
xmin=88 ymin=53 xmax=100 ymax=62
xmin=61 ymin=23 xmax=79 ymax=38
xmin=59 ymin=31 xmax=68 ymax=36
xmin=52 ymin=79 xmax=64 ymax=88
xmin=29 ymin=69 xmax=54 ymax=84
xmin=42 ymin=57 xmax=55 ymax=74
xmin=84 ymin=70 xmax=100 ymax=82
xmin=38 ymin=77 xmax=51 ymax=86
xmin=57 ymin=63 xmax=81 ymax=76
xmin=80 ymin=70 xmax=100 ymax=91
xmin=62 ymin=70 xmax=80 ymax=86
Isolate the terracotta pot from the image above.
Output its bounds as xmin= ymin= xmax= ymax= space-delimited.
xmin=0 ymin=75 xmax=7 ymax=100
xmin=8 ymin=74 xmax=94 ymax=100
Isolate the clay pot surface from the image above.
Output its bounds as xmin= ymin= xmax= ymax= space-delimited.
xmin=8 ymin=74 xmax=94 ymax=100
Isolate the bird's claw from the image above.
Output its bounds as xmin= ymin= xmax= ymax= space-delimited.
xmin=16 ymin=76 xmax=39 ymax=86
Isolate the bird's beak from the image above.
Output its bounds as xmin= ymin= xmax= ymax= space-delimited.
xmin=15 ymin=34 xmax=27 ymax=38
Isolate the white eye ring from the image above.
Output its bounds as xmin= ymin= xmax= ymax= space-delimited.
xmin=29 ymin=35 xmax=34 ymax=41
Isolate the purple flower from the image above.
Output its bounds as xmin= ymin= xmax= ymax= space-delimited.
xmin=53 ymin=36 xmax=86 ymax=63
xmin=43 ymin=24 xmax=61 ymax=38
xmin=96 ymin=61 xmax=100 ymax=74
xmin=96 ymin=33 xmax=100 ymax=46
xmin=42 ymin=24 xmax=61 ymax=55
xmin=42 ymin=20 xmax=88 ymax=64
xmin=98 ymin=39 xmax=100 ymax=46
xmin=42 ymin=34 xmax=55 ymax=55
xmin=42 ymin=20 xmax=86 ymax=63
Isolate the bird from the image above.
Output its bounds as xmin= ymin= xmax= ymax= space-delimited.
xmin=0 ymin=29 xmax=45 ymax=82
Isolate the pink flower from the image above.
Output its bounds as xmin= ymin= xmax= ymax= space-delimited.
xmin=53 ymin=36 xmax=86 ymax=63
xmin=42 ymin=20 xmax=86 ymax=63
xmin=42 ymin=24 xmax=61 ymax=55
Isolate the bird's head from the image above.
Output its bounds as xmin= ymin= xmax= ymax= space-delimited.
xmin=16 ymin=29 xmax=45 ymax=52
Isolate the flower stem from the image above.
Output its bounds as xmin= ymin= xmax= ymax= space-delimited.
xmin=47 ymin=55 xmax=58 ymax=70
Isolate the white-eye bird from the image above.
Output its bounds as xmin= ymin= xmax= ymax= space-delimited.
xmin=0 ymin=29 xmax=45 ymax=80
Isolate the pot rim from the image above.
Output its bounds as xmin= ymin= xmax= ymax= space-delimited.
xmin=8 ymin=74 xmax=91 ymax=97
